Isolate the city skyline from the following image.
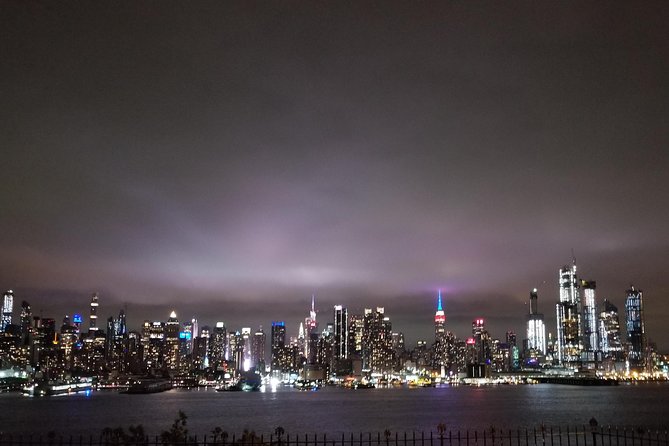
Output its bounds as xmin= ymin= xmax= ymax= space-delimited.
xmin=2 ymin=3 xmax=668 ymax=351
xmin=0 ymin=270 xmax=661 ymax=353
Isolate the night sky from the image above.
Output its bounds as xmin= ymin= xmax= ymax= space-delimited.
xmin=2 ymin=2 xmax=668 ymax=349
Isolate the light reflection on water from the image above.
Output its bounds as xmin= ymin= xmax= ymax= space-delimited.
xmin=1 ymin=383 xmax=668 ymax=436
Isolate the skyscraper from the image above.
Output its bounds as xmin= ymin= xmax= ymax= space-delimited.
xmin=555 ymin=262 xmax=582 ymax=367
xmin=89 ymin=293 xmax=99 ymax=335
xmin=362 ymin=307 xmax=394 ymax=373
xmin=251 ymin=327 xmax=266 ymax=371
xmin=625 ymin=286 xmax=646 ymax=370
xmin=304 ymin=295 xmax=318 ymax=357
xmin=209 ymin=322 xmax=227 ymax=368
xmin=580 ymin=280 xmax=598 ymax=366
xmin=526 ymin=288 xmax=546 ymax=354
xmin=432 ymin=290 xmax=450 ymax=371
xmin=599 ymin=299 xmax=624 ymax=362
xmin=348 ymin=314 xmax=364 ymax=356
xmin=471 ymin=318 xmax=491 ymax=365
xmin=165 ymin=311 xmax=180 ymax=370
xmin=241 ymin=327 xmax=252 ymax=371
xmin=434 ymin=289 xmax=446 ymax=339
xmin=333 ymin=305 xmax=348 ymax=360
xmin=1 ymin=290 xmax=13 ymax=332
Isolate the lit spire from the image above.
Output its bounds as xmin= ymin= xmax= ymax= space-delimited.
xmin=310 ymin=294 xmax=316 ymax=321
xmin=434 ymin=289 xmax=446 ymax=326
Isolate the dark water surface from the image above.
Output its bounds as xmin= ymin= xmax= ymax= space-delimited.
xmin=1 ymin=383 xmax=667 ymax=436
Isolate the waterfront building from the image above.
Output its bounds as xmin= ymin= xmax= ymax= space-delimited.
xmin=555 ymin=262 xmax=582 ymax=368
xmin=2 ymin=290 xmax=14 ymax=332
xmin=625 ymin=286 xmax=646 ymax=371
xmin=88 ymin=293 xmax=99 ymax=335
xmin=526 ymin=288 xmax=547 ymax=355
xmin=580 ymin=280 xmax=599 ymax=367
xmin=334 ymin=305 xmax=348 ymax=360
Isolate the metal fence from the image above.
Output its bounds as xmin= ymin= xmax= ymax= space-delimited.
xmin=1 ymin=427 xmax=667 ymax=446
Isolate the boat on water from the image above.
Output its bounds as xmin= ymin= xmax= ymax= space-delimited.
xmin=122 ymin=378 xmax=172 ymax=394
xmin=351 ymin=381 xmax=375 ymax=389
xmin=294 ymin=379 xmax=321 ymax=391
xmin=215 ymin=372 xmax=262 ymax=392
xmin=23 ymin=378 xmax=93 ymax=397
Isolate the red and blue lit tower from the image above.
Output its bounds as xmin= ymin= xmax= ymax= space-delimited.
xmin=434 ymin=289 xmax=446 ymax=339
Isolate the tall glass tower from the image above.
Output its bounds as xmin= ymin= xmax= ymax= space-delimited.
xmin=1 ymin=290 xmax=13 ymax=332
xmin=526 ymin=288 xmax=546 ymax=354
xmin=625 ymin=286 xmax=646 ymax=371
xmin=580 ymin=280 xmax=599 ymax=366
xmin=89 ymin=293 xmax=99 ymax=335
xmin=599 ymin=299 xmax=624 ymax=361
xmin=434 ymin=290 xmax=446 ymax=339
xmin=555 ymin=262 xmax=582 ymax=367
xmin=334 ymin=305 xmax=348 ymax=359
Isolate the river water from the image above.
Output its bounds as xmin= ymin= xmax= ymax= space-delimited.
xmin=1 ymin=383 xmax=667 ymax=436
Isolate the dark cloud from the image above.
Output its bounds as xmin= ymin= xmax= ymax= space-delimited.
xmin=1 ymin=1 xmax=668 ymax=348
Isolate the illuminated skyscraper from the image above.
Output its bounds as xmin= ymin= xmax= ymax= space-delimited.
xmin=251 ymin=327 xmax=266 ymax=371
xmin=271 ymin=321 xmax=286 ymax=351
xmin=1 ymin=290 xmax=13 ymax=332
xmin=229 ymin=330 xmax=245 ymax=371
xmin=348 ymin=314 xmax=364 ymax=356
xmin=625 ymin=286 xmax=646 ymax=370
xmin=526 ymin=288 xmax=546 ymax=354
xmin=334 ymin=305 xmax=348 ymax=360
xmin=304 ymin=295 xmax=318 ymax=357
xmin=555 ymin=262 xmax=582 ymax=367
xmin=165 ymin=311 xmax=180 ymax=370
xmin=471 ymin=318 xmax=491 ymax=364
xmin=599 ymin=299 xmax=624 ymax=361
xmin=580 ymin=280 xmax=598 ymax=366
xmin=362 ymin=307 xmax=394 ymax=373
xmin=89 ymin=293 xmax=99 ymax=335
xmin=434 ymin=290 xmax=446 ymax=339
xmin=241 ymin=327 xmax=252 ymax=371
xmin=432 ymin=290 xmax=450 ymax=371
xmin=209 ymin=322 xmax=227 ymax=368
xmin=20 ymin=300 xmax=32 ymax=338
xmin=297 ymin=322 xmax=306 ymax=357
